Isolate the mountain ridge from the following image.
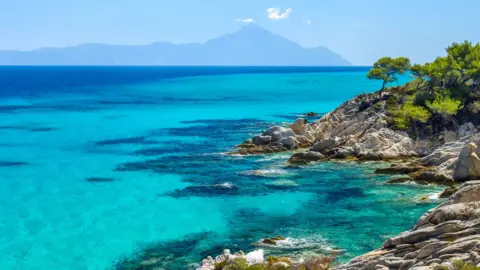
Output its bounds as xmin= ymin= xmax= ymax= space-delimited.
xmin=0 ymin=24 xmax=351 ymax=66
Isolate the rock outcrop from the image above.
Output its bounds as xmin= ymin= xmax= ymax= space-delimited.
xmin=236 ymin=92 xmax=421 ymax=160
xmin=336 ymin=181 xmax=480 ymax=270
xmin=235 ymin=118 xmax=317 ymax=155
xmin=453 ymin=142 xmax=480 ymax=181
xmin=235 ymin=90 xmax=480 ymax=183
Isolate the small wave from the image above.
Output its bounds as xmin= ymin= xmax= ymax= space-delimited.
xmin=426 ymin=192 xmax=442 ymax=200
xmin=241 ymin=168 xmax=289 ymax=177
xmin=225 ymin=153 xmax=245 ymax=157
xmin=255 ymin=154 xmax=291 ymax=162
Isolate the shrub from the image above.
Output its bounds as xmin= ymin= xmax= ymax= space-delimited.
xmin=414 ymin=90 xmax=434 ymax=106
xmin=389 ymin=101 xmax=431 ymax=130
xmin=215 ymin=260 xmax=229 ymax=270
xmin=224 ymin=258 xmax=249 ymax=270
xmin=451 ymin=260 xmax=480 ymax=270
xmin=386 ymin=95 xmax=398 ymax=107
xmin=267 ymin=256 xmax=292 ymax=265
xmin=246 ymin=264 xmax=267 ymax=270
xmin=426 ymin=89 xmax=463 ymax=116
xmin=468 ymin=100 xmax=480 ymax=113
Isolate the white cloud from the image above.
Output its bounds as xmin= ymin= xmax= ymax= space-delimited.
xmin=266 ymin=8 xmax=292 ymax=20
xmin=236 ymin=18 xmax=254 ymax=23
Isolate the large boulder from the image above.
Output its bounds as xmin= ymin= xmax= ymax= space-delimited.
xmin=289 ymin=118 xmax=307 ymax=135
xmin=311 ymin=138 xmax=336 ymax=152
xmin=453 ymin=142 xmax=480 ymax=181
xmin=289 ymin=151 xmax=326 ymax=164
xmin=277 ymin=136 xmax=298 ymax=149
xmin=252 ymin=135 xmax=272 ymax=146
xmin=263 ymin=126 xmax=296 ymax=142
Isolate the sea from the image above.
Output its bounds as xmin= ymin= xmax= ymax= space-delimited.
xmin=0 ymin=66 xmax=443 ymax=269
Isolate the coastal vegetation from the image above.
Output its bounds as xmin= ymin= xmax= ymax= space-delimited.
xmin=367 ymin=41 xmax=480 ymax=132
xmin=216 ymin=40 xmax=480 ymax=270
xmin=367 ymin=57 xmax=411 ymax=90
xmin=212 ymin=255 xmax=334 ymax=270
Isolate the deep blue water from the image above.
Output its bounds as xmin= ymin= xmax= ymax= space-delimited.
xmin=0 ymin=66 xmax=441 ymax=269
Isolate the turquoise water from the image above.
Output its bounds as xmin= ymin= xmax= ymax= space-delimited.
xmin=0 ymin=67 xmax=441 ymax=269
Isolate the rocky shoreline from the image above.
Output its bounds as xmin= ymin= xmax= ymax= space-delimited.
xmin=197 ymin=86 xmax=480 ymax=269
xmin=234 ymin=89 xmax=480 ymax=184
xmin=197 ymin=178 xmax=480 ymax=269
xmin=337 ymin=180 xmax=480 ymax=270
xmin=197 ymin=42 xmax=480 ymax=269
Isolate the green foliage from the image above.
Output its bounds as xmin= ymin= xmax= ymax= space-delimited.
xmin=410 ymin=64 xmax=428 ymax=81
xmin=224 ymin=258 xmax=250 ymax=270
xmin=386 ymin=95 xmax=398 ymax=107
xmin=411 ymin=41 xmax=480 ymax=88
xmin=267 ymin=256 xmax=292 ymax=265
xmin=413 ymin=90 xmax=434 ymax=106
xmin=425 ymin=89 xmax=463 ymax=116
xmin=367 ymin=57 xmax=411 ymax=89
xmin=246 ymin=264 xmax=267 ymax=270
xmin=389 ymin=100 xmax=431 ymax=130
xmin=215 ymin=260 xmax=229 ymax=270
xmin=468 ymin=100 xmax=480 ymax=113
xmin=433 ymin=265 xmax=450 ymax=270
xmin=451 ymin=260 xmax=480 ymax=270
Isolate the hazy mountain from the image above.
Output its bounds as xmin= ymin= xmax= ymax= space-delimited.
xmin=0 ymin=24 xmax=351 ymax=66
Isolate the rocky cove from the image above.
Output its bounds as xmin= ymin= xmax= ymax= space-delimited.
xmin=196 ymin=43 xmax=480 ymax=270
xmin=198 ymin=106 xmax=480 ymax=269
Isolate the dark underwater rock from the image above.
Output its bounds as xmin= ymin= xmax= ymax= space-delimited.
xmin=165 ymin=183 xmax=239 ymax=198
xmin=303 ymin=112 xmax=319 ymax=117
xmin=261 ymin=236 xmax=286 ymax=245
xmin=94 ymin=136 xmax=159 ymax=146
xmin=0 ymin=125 xmax=56 ymax=132
xmin=111 ymin=232 xmax=214 ymax=270
xmin=132 ymin=141 xmax=214 ymax=156
xmin=86 ymin=177 xmax=115 ymax=183
xmin=0 ymin=161 xmax=29 ymax=167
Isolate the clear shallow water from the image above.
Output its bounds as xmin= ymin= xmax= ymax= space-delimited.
xmin=0 ymin=67 xmax=441 ymax=269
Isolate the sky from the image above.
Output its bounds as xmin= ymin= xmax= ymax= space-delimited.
xmin=1 ymin=0 xmax=480 ymax=65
